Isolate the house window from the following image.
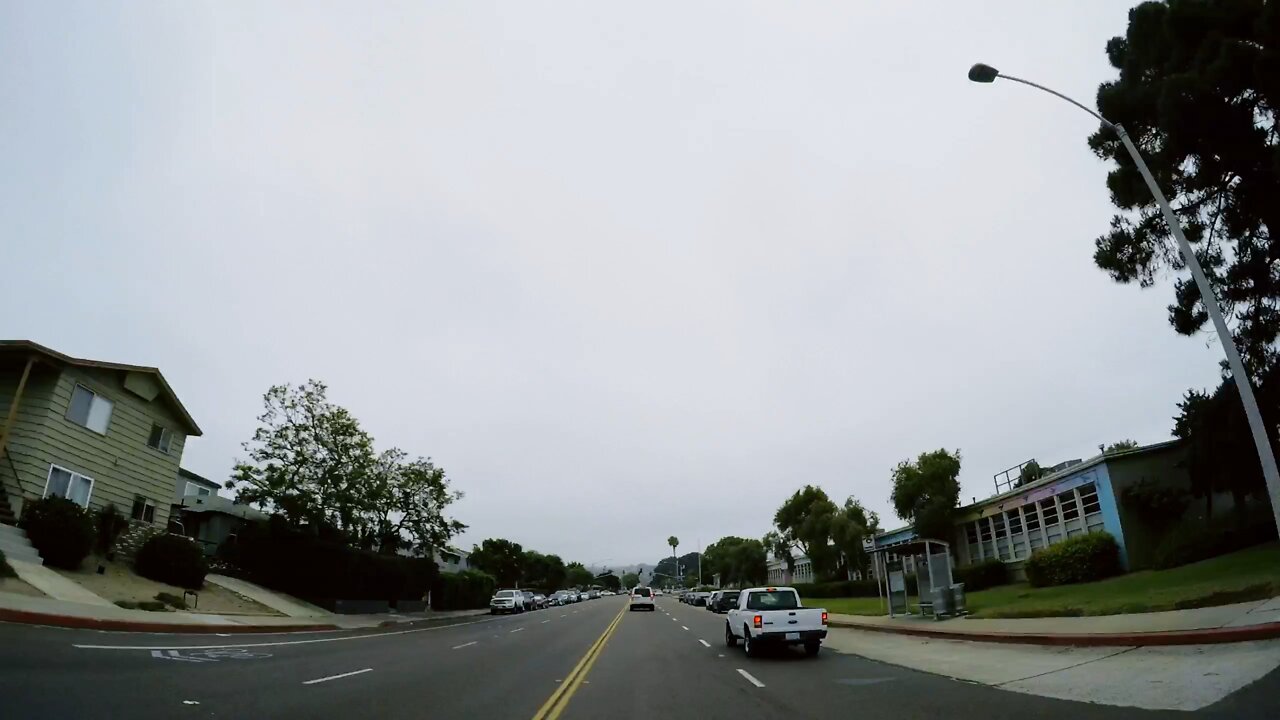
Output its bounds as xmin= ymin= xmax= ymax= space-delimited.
xmin=1005 ymin=509 xmax=1023 ymax=536
xmin=1024 ymin=504 xmax=1041 ymax=532
xmin=992 ymin=514 xmax=1007 ymax=538
xmin=147 ymin=424 xmax=172 ymax=453
xmin=67 ymin=384 xmax=113 ymax=434
xmin=1079 ymin=482 xmax=1102 ymax=515
xmin=1039 ymin=497 xmax=1059 ymax=527
xmin=1059 ymin=490 xmax=1081 ymax=521
xmin=184 ymin=481 xmax=211 ymax=498
xmin=44 ymin=465 xmax=94 ymax=507
xmin=131 ymin=495 xmax=156 ymax=523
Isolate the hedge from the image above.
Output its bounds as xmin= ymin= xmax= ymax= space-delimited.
xmin=219 ymin=518 xmax=438 ymax=602
xmin=954 ymin=559 xmax=1009 ymax=592
xmin=431 ymin=570 xmax=496 ymax=610
xmin=1024 ymin=532 xmax=1122 ymax=587
xmin=136 ymin=534 xmax=209 ymax=589
xmin=793 ymin=576 xmax=918 ymax=598
xmin=20 ymin=497 xmax=94 ymax=569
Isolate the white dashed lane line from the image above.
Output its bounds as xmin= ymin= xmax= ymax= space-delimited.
xmin=451 ymin=642 xmax=477 ymax=650
xmin=510 ymin=628 xmax=525 ymax=633
xmin=681 ymin=626 xmax=689 ymax=631
xmin=736 ymin=669 xmax=766 ymax=688
xmin=699 ymin=639 xmax=711 ymax=647
xmin=302 ymin=668 xmax=373 ymax=685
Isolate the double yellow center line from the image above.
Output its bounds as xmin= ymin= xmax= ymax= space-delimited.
xmin=531 ymin=603 xmax=628 ymax=720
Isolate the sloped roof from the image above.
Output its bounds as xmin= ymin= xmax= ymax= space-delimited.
xmin=0 ymin=339 xmax=202 ymax=436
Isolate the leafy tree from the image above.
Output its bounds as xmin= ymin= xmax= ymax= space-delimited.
xmin=598 ymin=573 xmax=622 ymax=592
xmin=762 ymin=530 xmax=794 ymax=579
xmin=1016 ymin=460 xmax=1043 ymax=488
xmin=362 ymin=448 xmax=466 ymax=555
xmin=829 ymin=497 xmax=880 ymax=578
xmin=1089 ymin=0 xmax=1280 ymax=376
xmin=1173 ymin=366 xmax=1280 ymax=518
xmin=703 ymin=536 xmax=767 ymax=587
xmin=519 ymin=551 xmax=567 ymax=591
xmin=230 ymin=380 xmax=378 ymax=531
xmin=469 ymin=538 xmax=525 ymax=588
xmin=1103 ymin=440 xmax=1140 ymax=453
xmin=772 ymin=485 xmax=841 ymax=580
xmin=890 ymin=449 xmax=962 ymax=541
xmin=621 ymin=571 xmax=640 ymax=589
xmin=565 ymin=562 xmax=594 ymax=589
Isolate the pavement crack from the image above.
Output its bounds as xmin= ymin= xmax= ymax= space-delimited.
xmin=992 ymin=646 xmax=1140 ymax=687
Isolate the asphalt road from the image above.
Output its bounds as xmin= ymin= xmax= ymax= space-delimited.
xmin=3 ymin=595 xmax=1280 ymax=718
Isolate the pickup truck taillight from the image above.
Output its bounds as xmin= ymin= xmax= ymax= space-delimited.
xmin=821 ymin=611 xmax=829 ymax=625
xmin=753 ymin=614 xmax=762 ymax=629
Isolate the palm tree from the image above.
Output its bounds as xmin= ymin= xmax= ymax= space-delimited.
xmin=667 ymin=536 xmax=679 ymax=578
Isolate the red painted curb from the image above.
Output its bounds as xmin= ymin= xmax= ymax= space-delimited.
xmin=827 ymin=618 xmax=1280 ymax=647
xmin=0 ymin=607 xmax=338 ymax=634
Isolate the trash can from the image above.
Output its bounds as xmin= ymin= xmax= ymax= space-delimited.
xmin=950 ymin=583 xmax=967 ymax=615
xmin=931 ymin=585 xmax=953 ymax=617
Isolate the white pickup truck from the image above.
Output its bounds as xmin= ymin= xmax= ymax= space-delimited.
xmin=724 ymin=586 xmax=828 ymax=657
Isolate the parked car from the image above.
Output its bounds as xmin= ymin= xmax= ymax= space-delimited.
xmin=724 ymin=587 xmax=828 ymax=657
xmin=654 ymin=589 xmax=663 ymax=597
xmin=588 ymin=590 xmax=600 ymax=600
xmin=490 ymin=589 xmax=526 ymax=614
xmin=708 ymin=591 xmax=734 ymax=613
xmin=522 ymin=591 xmax=537 ymax=610
xmin=693 ymin=591 xmax=711 ymax=607
xmin=532 ymin=593 xmax=547 ymax=609
xmin=629 ymin=586 xmax=655 ymax=611
xmin=578 ymin=592 xmax=589 ymax=602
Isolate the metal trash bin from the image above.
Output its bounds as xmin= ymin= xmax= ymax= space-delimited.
xmin=931 ymin=585 xmax=953 ymax=617
xmin=950 ymin=583 xmax=967 ymax=615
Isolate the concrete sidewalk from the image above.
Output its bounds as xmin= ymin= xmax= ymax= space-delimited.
xmin=828 ymin=596 xmax=1280 ymax=646
xmin=205 ymin=574 xmax=331 ymax=618
xmin=0 ymin=587 xmax=489 ymax=634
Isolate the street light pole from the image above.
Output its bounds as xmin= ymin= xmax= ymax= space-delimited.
xmin=968 ymin=63 xmax=1280 ymax=536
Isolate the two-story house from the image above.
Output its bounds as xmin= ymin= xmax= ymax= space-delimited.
xmin=0 ymin=340 xmax=202 ymax=530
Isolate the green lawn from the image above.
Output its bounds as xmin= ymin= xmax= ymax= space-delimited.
xmin=812 ymin=542 xmax=1280 ymax=619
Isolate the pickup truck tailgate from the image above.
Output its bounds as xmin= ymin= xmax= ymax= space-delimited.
xmin=758 ymin=608 xmax=825 ymax=634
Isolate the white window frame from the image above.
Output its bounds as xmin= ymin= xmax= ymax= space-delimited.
xmin=131 ymin=495 xmax=156 ymax=523
xmin=42 ymin=464 xmax=95 ymax=507
xmin=184 ymin=481 xmax=212 ymax=498
xmin=66 ymin=384 xmax=114 ymax=435
xmin=147 ymin=423 xmax=173 ymax=454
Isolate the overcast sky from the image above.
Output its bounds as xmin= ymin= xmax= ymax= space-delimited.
xmin=1 ymin=1 xmax=1225 ymax=567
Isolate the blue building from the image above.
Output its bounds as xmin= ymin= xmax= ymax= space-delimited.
xmin=870 ymin=439 xmax=1196 ymax=578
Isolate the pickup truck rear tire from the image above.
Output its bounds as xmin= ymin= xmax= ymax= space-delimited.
xmin=743 ymin=627 xmax=758 ymax=657
xmin=804 ymin=642 xmax=820 ymax=657
xmin=724 ymin=623 xmax=738 ymax=647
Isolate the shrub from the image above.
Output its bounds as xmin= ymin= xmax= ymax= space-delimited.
xmin=155 ymin=591 xmax=188 ymax=609
xmin=136 ymin=534 xmax=208 ymax=589
xmin=954 ymin=559 xmax=1009 ymax=592
xmin=1024 ymin=532 xmax=1122 ymax=587
xmin=94 ymin=504 xmax=128 ymax=555
xmin=220 ymin=519 xmax=438 ymax=601
xmin=432 ymin=569 xmax=496 ymax=610
xmin=20 ymin=497 xmax=94 ymax=569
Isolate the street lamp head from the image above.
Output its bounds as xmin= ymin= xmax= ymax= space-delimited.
xmin=968 ymin=63 xmax=999 ymax=83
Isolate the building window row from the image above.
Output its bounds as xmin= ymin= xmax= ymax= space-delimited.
xmin=964 ymin=480 xmax=1106 ymax=564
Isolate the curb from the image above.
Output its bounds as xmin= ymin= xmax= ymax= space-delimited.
xmin=827 ymin=618 xmax=1280 ymax=647
xmin=0 ymin=607 xmax=339 ymax=634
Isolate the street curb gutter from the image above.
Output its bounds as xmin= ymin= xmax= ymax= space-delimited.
xmin=827 ymin=618 xmax=1280 ymax=647
xmin=0 ymin=607 xmax=338 ymax=634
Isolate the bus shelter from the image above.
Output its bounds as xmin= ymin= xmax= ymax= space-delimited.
xmin=866 ymin=537 xmax=964 ymax=619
